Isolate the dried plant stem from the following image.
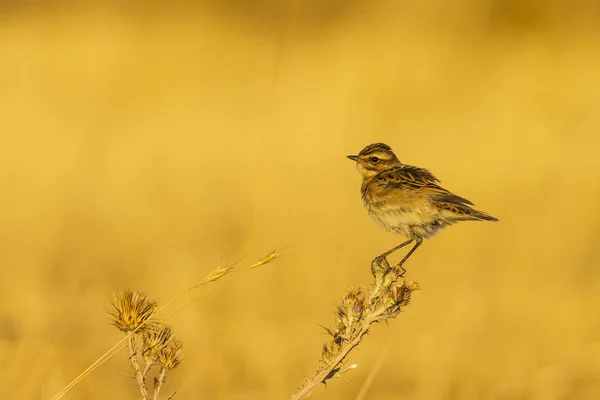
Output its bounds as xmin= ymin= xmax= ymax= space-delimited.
xmin=291 ymin=324 xmax=369 ymax=400
xmin=292 ymin=257 xmax=418 ymax=400
xmin=292 ymin=302 xmax=395 ymax=400
xmin=142 ymin=359 xmax=154 ymax=380
xmin=153 ymin=367 xmax=168 ymax=400
xmin=128 ymin=335 xmax=150 ymax=400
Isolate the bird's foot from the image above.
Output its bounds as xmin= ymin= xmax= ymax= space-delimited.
xmin=371 ymin=255 xmax=391 ymax=277
xmin=395 ymin=263 xmax=407 ymax=278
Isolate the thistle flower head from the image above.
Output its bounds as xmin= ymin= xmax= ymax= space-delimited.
xmin=157 ymin=337 xmax=184 ymax=370
xmin=142 ymin=322 xmax=174 ymax=362
xmin=337 ymin=287 xmax=365 ymax=331
xmin=320 ymin=340 xmax=342 ymax=365
xmin=109 ymin=291 xmax=158 ymax=332
xmin=341 ymin=287 xmax=365 ymax=311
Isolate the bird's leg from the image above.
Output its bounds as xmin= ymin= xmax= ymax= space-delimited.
xmin=396 ymin=238 xmax=423 ymax=276
xmin=371 ymin=239 xmax=413 ymax=277
xmin=370 ymin=255 xmax=391 ymax=277
xmin=377 ymin=239 xmax=413 ymax=260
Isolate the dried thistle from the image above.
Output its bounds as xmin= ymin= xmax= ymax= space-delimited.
xmin=292 ymin=257 xmax=419 ymax=400
xmin=147 ymin=329 xmax=183 ymax=400
xmin=107 ymin=291 xmax=183 ymax=400
xmin=110 ymin=291 xmax=158 ymax=333
xmin=109 ymin=295 xmax=183 ymax=400
xmin=142 ymin=322 xmax=174 ymax=363
xmin=157 ymin=338 xmax=184 ymax=371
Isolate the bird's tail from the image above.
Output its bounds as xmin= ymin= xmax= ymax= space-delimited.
xmin=435 ymin=202 xmax=499 ymax=222
xmin=465 ymin=208 xmax=499 ymax=222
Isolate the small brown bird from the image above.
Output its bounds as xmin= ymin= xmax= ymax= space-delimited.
xmin=347 ymin=143 xmax=497 ymax=273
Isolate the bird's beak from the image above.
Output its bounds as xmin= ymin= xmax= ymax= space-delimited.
xmin=347 ymin=155 xmax=359 ymax=161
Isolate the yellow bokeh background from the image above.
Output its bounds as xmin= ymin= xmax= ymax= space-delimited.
xmin=1 ymin=1 xmax=599 ymax=399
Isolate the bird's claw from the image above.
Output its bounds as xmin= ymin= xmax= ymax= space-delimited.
xmin=396 ymin=263 xmax=407 ymax=278
xmin=371 ymin=256 xmax=391 ymax=277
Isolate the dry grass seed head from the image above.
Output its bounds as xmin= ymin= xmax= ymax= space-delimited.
xmin=199 ymin=249 xmax=281 ymax=285
xmin=200 ymin=263 xmax=236 ymax=285
xmin=249 ymin=248 xmax=281 ymax=269
xmin=110 ymin=291 xmax=158 ymax=332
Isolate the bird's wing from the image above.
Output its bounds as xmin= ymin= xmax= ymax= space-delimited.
xmin=372 ymin=165 xmax=475 ymax=206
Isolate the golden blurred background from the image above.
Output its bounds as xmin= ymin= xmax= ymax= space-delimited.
xmin=1 ymin=1 xmax=600 ymax=399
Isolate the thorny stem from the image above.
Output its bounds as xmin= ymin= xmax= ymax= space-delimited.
xmin=291 ymin=315 xmax=375 ymax=400
xmin=291 ymin=257 xmax=417 ymax=400
xmin=154 ymin=367 xmax=168 ymax=400
xmin=128 ymin=335 xmax=150 ymax=400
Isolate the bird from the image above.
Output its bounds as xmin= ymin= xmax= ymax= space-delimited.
xmin=347 ymin=142 xmax=497 ymax=274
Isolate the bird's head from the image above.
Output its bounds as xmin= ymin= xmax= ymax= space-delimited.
xmin=347 ymin=143 xmax=401 ymax=178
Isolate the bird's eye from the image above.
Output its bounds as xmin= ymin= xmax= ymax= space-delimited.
xmin=371 ymin=156 xmax=380 ymax=163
